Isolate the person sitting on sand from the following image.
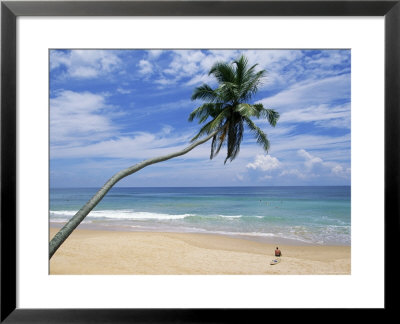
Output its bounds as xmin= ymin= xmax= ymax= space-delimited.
xmin=275 ymin=247 xmax=282 ymax=257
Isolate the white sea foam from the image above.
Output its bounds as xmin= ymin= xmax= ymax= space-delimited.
xmin=49 ymin=218 xmax=70 ymax=223
xmin=50 ymin=210 xmax=251 ymax=221
xmin=208 ymin=230 xmax=276 ymax=238
xmin=50 ymin=210 xmax=76 ymax=217
xmin=218 ymin=215 xmax=242 ymax=219
xmin=49 ymin=217 xmax=92 ymax=224
xmin=49 ymin=210 xmax=350 ymax=245
xmin=50 ymin=210 xmax=193 ymax=220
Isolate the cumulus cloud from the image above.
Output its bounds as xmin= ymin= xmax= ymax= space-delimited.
xmin=50 ymin=50 xmax=122 ymax=79
xmin=297 ymin=149 xmax=350 ymax=177
xmin=246 ymin=154 xmax=281 ymax=171
xmin=244 ymin=149 xmax=350 ymax=184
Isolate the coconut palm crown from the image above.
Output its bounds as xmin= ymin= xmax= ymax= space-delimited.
xmin=189 ymin=55 xmax=279 ymax=163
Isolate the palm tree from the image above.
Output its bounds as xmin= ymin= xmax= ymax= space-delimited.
xmin=189 ymin=55 xmax=279 ymax=163
xmin=49 ymin=54 xmax=279 ymax=259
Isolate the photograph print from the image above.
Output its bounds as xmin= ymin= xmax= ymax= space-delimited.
xmin=49 ymin=49 xmax=351 ymax=275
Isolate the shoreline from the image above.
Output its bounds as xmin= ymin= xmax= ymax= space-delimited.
xmin=50 ymin=222 xmax=349 ymax=247
xmin=50 ymin=227 xmax=351 ymax=275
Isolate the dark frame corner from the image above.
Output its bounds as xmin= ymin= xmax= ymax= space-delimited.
xmin=1 ymin=1 xmax=399 ymax=322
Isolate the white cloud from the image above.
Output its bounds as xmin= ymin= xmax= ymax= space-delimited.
xmin=153 ymin=49 xmax=302 ymax=88
xmin=246 ymin=154 xmax=281 ymax=171
xmin=154 ymin=50 xmax=208 ymax=85
xmin=138 ymin=59 xmax=153 ymax=75
xmin=116 ymin=88 xmax=132 ymax=94
xmin=244 ymin=148 xmax=350 ymax=183
xmin=50 ymin=90 xmax=118 ymax=146
xmin=279 ymin=103 xmax=350 ymax=129
xmin=331 ymin=165 xmax=344 ymax=175
xmin=154 ymin=78 xmax=175 ymax=86
xmin=297 ymin=149 xmax=350 ymax=177
xmin=149 ymin=50 xmax=238 ymax=87
xmin=50 ymin=50 xmax=70 ymax=69
xmin=268 ymin=133 xmax=351 ymax=155
xmin=147 ymin=50 xmax=164 ymax=59
xmin=50 ymin=125 xmax=193 ymax=160
xmin=241 ymin=148 xmax=350 ymax=184
xmin=185 ymin=73 xmax=215 ymax=86
xmin=298 ymin=149 xmax=323 ymax=169
xmin=146 ymin=49 xmax=328 ymax=90
xmin=279 ymin=169 xmax=306 ymax=179
xmin=305 ymin=50 xmax=350 ymax=67
xmin=258 ymin=74 xmax=350 ymax=111
xmin=50 ymin=50 xmax=122 ymax=79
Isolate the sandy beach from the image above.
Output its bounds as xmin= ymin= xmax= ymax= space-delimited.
xmin=50 ymin=227 xmax=350 ymax=275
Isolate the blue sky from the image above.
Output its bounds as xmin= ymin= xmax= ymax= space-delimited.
xmin=50 ymin=49 xmax=351 ymax=187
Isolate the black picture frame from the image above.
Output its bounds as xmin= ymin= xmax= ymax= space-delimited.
xmin=1 ymin=0 xmax=398 ymax=322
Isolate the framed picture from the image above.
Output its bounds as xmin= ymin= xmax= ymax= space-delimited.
xmin=1 ymin=0 xmax=398 ymax=321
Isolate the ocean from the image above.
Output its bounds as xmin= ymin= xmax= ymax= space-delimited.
xmin=49 ymin=186 xmax=351 ymax=246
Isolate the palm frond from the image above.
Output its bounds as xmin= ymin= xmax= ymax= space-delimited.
xmin=216 ymin=83 xmax=238 ymax=103
xmin=191 ymin=84 xmax=219 ymax=102
xmin=240 ymin=70 xmax=267 ymax=101
xmin=234 ymin=103 xmax=257 ymax=117
xmin=190 ymin=119 xmax=217 ymax=143
xmin=224 ymin=115 xmax=244 ymax=163
xmin=244 ymin=117 xmax=270 ymax=152
xmin=215 ymin=125 xmax=227 ymax=157
xmin=190 ymin=106 xmax=230 ymax=142
xmin=241 ymin=63 xmax=260 ymax=86
xmin=256 ymin=107 xmax=280 ymax=127
xmin=210 ymin=122 xmax=228 ymax=159
xmin=188 ymin=103 xmax=223 ymax=123
xmin=209 ymin=62 xmax=236 ymax=84
xmin=233 ymin=55 xmax=249 ymax=87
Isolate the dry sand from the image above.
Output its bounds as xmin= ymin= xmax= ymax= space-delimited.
xmin=49 ymin=227 xmax=351 ymax=275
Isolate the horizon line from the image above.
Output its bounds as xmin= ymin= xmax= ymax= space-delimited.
xmin=50 ymin=185 xmax=351 ymax=189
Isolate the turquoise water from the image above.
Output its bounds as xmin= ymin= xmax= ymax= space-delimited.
xmin=50 ymin=186 xmax=351 ymax=246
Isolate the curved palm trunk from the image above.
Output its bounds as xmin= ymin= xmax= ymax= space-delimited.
xmin=49 ymin=131 xmax=218 ymax=259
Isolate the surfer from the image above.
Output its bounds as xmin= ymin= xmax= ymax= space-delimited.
xmin=275 ymin=247 xmax=282 ymax=257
